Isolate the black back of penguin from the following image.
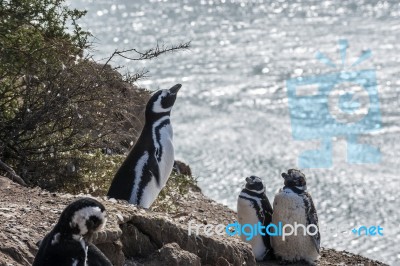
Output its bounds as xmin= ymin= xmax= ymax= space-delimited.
xmin=237 ymin=176 xmax=274 ymax=260
xmin=33 ymin=198 xmax=111 ymax=266
xmin=107 ymin=84 xmax=181 ymax=207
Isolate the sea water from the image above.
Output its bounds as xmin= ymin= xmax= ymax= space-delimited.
xmin=70 ymin=0 xmax=400 ymax=263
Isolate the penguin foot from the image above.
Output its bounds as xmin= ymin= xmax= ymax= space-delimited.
xmin=278 ymin=259 xmax=311 ymax=265
xmin=306 ymin=260 xmax=318 ymax=266
xmin=262 ymin=249 xmax=275 ymax=261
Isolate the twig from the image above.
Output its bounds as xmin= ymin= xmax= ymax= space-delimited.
xmin=124 ymin=68 xmax=150 ymax=83
xmin=102 ymin=41 xmax=191 ymax=69
xmin=0 ymin=159 xmax=27 ymax=186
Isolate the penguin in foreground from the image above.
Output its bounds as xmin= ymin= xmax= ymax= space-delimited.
xmin=271 ymin=169 xmax=320 ymax=265
xmin=237 ymin=176 xmax=274 ymax=261
xmin=33 ymin=198 xmax=111 ymax=266
xmin=107 ymin=84 xmax=181 ymax=208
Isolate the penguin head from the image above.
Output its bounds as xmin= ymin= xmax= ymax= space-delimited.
xmin=56 ymin=198 xmax=107 ymax=238
xmin=146 ymin=84 xmax=181 ymax=118
xmin=281 ymin=169 xmax=307 ymax=190
xmin=244 ymin=176 xmax=265 ymax=193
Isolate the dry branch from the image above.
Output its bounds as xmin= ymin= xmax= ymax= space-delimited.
xmin=102 ymin=41 xmax=191 ymax=69
xmin=0 ymin=159 xmax=27 ymax=186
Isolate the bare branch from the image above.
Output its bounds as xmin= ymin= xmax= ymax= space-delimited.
xmin=0 ymin=159 xmax=27 ymax=186
xmin=102 ymin=41 xmax=191 ymax=69
xmin=124 ymin=68 xmax=150 ymax=83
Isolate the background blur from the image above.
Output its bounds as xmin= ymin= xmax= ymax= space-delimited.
xmin=69 ymin=0 xmax=400 ymax=264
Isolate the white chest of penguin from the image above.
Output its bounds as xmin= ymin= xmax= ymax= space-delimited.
xmin=237 ymin=198 xmax=268 ymax=260
xmin=271 ymin=189 xmax=319 ymax=263
xmin=274 ymin=189 xmax=306 ymax=213
xmin=131 ymin=118 xmax=174 ymax=209
xmin=153 ymin=116 xmax=174 ymax=185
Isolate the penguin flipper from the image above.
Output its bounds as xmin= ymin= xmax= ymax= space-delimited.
xmin=34 ymin=238 xmax=87 ymax=266
xmin=303 ymin=192 xmax=320 ymax=253
xmin=260 ymin=193 xmax=275 ymax=256
xmin=53 ymin=239 xmax=87 ymax=265
xmin=32 ymin=233 xmax=52 ymax=266
xmin=261 ymin=194 xmax=274 ymax=219
xmin=87 ymin=243 xmax=112 ymax=266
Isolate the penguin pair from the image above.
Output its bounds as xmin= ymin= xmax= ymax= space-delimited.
xmin=237 ymin=169 xmax=320 ymax=265
xmin=33 ymin=198 xmax=112 ymax=266
xmin=33 ymin=84 xmax=181 ymax=265
xmin=107 ymin=84 xmax=181 ymax=209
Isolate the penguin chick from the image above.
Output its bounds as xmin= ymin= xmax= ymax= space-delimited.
xmin=271 ymin=169 xmax=320 ymax=265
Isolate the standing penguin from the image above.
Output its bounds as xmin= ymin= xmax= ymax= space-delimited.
xmin=237 ymin=176 xmax=274 ymax=261
xmin=271 ymin=169 xmax=320 ymax=265
xmin=107 ymin=84 xmax=181 ymax=208
xmin=33 ymin=198 xmax=111 ymax=266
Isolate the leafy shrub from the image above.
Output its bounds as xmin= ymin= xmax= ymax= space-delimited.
xmin=59 ymin=150 xmax=125 ymax=195
xmin=151 ymin=173 xmax=199 ymax=213
xmin=0 ymin=0 xmax=188 ymax=192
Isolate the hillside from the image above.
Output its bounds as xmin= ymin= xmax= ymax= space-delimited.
xmin=0 ymin=176 xmax=387 ymax=266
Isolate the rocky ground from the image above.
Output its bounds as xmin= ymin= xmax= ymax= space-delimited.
xmin=0 ymin=176 xmax=387 ymax=266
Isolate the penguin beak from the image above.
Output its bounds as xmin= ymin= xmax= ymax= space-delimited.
xmin=169 ymin=84 xmax=182 ymax=94
xmin=281 ymin=173 xmax=289 ymax=179
xmin=245 ymin=177 xmax=252 ymax=183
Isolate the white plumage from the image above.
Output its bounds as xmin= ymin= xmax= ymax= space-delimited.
xmin=152 ymin=116 xmax=174 ymax=188
xmin=237 ymin=196 xmax=268 ymax=260
xmin=271 ymin=187 xmax=319 ymax=264
xmin=70 ymin=206 xmax=106 ymax=236
xmin=129 ymin=151 xmax=149 ymax=204
xmin=138 ymin=118 xmax=174 ymax=208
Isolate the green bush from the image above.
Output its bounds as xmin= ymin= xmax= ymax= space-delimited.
xmin=59 ymin=150 xmax=125 ymax=195
xmin=151 ymin=173 xmax=199 ymax=213
xmin=0 ymin=0 xmax=189 ymax=198
xmin=0 ymin=0 xmax=149 ymax=190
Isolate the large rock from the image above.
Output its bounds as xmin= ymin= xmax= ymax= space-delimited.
xmin=142 ymin=243 xmax=201 ymax=266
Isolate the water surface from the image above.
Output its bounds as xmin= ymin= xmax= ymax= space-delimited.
xmin=70 ymin=0 xmax=400 ymax=264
